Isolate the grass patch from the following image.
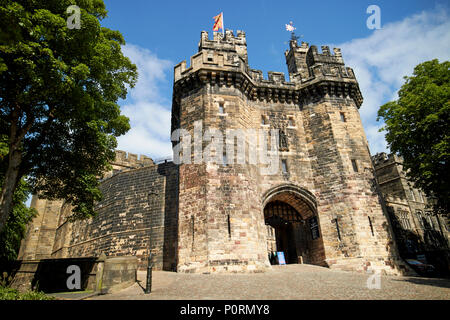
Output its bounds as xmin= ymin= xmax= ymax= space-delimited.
xmin=52 ymin=290 xmax=94 ymax=294
xmin=0 ymin=286 xmax=54 ymax=300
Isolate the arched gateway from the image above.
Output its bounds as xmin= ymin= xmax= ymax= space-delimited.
xmin=262 ymin=184 xmax=326 ymax=266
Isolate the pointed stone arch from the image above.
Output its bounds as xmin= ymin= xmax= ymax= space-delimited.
xmin=262 ymin=184 xmax=317 ymax=219
xmin=261 ymin=183 xmax=326 ymax=266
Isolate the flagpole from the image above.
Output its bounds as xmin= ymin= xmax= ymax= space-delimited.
xmin=222 ymin=12 xmax=225 ymax=37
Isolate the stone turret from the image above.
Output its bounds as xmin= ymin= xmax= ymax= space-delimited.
xmin=199 ymin=29 xmax=248 ymax=64
xmin=173 ymin=31 xmax=363 ymax=116
xmin=284 ymin=40 xmax=361 ymax=105
xmin=285 ymin=40 xmax=310 ymax=78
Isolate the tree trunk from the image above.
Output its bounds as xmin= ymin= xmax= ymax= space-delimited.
xmin=0 ymin=106 xmax=26 ymax=234
xmin=0 ymin=145 xmax=22 ymax=234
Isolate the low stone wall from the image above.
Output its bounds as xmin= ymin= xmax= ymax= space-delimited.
xmin=6 ymin=255 xmax=138 ymax=294
xmin=101 ymin=256 xmax=138 ymax=293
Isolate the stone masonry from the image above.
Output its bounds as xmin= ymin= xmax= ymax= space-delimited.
xmin=19 ymin=153 xmax=178 ymax=271
xmin=19 ymin=30 xmax=421 ymax=275
xmin=372 ymin=152 xmax=449 ymax=274
xmin=171 ymin=30 xmax=408 ymax=274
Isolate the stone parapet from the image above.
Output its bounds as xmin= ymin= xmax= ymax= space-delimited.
xmin=174 ymin=31 xmax=362 ymax=108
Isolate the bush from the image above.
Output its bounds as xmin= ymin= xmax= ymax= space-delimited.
xmin=0 ymin=286 xmax=54 ymax=300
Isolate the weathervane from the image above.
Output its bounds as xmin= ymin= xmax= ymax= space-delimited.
xmin=285 ymin=21 xmax=303 ymax=43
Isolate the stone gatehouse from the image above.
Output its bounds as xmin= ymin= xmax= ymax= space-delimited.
xmin=19 ymin=30 xmax=421 ymax=275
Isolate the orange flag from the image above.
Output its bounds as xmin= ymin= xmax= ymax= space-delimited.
xmin=213 ymin=12 xmax=224 ymax=32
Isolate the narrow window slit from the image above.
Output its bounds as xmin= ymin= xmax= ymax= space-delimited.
xmin=351 ymin=159 xmax=358 ymax=172
xmin=368 ymin=216 xmax=374 ymax=236
xmin=191 ymin=216 xmax=195 ymax=248
xmin=227 ymin=214 xmax=231 ymax=239
xmin=288 ymin=117 xmax=295 ymax=127
xmin=223 ymin=153 xmax=228 ymax=166
xmin=334 ymin=218 xmax=341 ymax=241
xmin=281 ymin=159 xmax=288 ymax=174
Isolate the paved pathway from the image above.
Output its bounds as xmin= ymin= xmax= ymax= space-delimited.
xmin=88 ymin=264 xmax=450 ymax=300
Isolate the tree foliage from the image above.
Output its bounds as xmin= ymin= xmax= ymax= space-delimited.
xmin=0 ymin=180 xmax=36 ymax=262
xmin=377 ymin=59 xmax=450 ymax=215
xmin=0 ymin=0 xmax=137 ymax=232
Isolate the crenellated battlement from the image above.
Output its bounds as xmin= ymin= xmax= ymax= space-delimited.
xmin=175 ymin=30 xmax=249 ymax=82
xmin=372 ymin=152 xmax=404 ymax=167
xmin=247 ymin=70 xmax=289 ymax=85
xmin=307 ymin=44 xmax=344 ymax=65
xmin=285 ymin=40 xmax=342 ymax=60
xmin=174 ymin=30 xmax=363 ymax=107
xmin=285 ymin=40 xmax=351 ymax=82
xmin=100 ymin=150 xmax=155 ymax=180
xmin=199 ymin=29 xmax=248 ymax=64
xmin=200 ymin=29 xmax=247 ymax=46
xmin=112 ymin=150 xmax=154 ymax=168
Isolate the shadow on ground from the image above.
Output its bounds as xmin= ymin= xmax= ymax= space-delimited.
xmin=392 ymin=276 xmax=450 ymax=289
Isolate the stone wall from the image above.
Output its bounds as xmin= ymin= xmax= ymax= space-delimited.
xmin=8 ymin=257 xmax=99 ymax=293
xmin=19 ymin=152 xmax=178 ymax=271
xmin=53 ymin=162 xmax=178 ymax=271
xmin=174 ymin=88 xmax=270 ymax=273
xmin=6 ymin=256 xmax=137 ymax=294
xmin=373 ymin=152 xmax=450 ymax=275
xmin=172 ymin=30 xmax=404 ymax=275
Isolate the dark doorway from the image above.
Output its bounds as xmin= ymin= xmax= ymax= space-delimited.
xmin=275 ymin=223 xmax=298 ymax=264
xmin=265 ymin=201 xmax=303 ymax=264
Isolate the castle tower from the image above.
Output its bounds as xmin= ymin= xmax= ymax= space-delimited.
xmin=17 ymin=197 xmax=63 ymax=260
xmin=172 ymin=30 xmax=405 ymax=274
xmin=172 ymin=30 xmax=271 ymax=273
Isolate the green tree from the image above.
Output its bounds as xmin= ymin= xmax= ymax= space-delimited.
xmin=0 ymin=135 xmax=36 ymax=262
xmin=377 ymin=59 xmax=449 ymax=215
xmin=0 ymin=178 xmax=36 ymax=262
xmin=0 ymin=0 xmax=138 ymax=233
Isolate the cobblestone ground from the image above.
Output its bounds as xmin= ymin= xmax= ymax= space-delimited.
xmin=88 ymin=264 xmax=450 ymax=300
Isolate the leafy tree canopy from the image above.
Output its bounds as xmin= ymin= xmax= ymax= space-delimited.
xmin=0 ymin=0 xmax=138 ymax=232
xmin=378 ymin=59 xmax=449 ymax=215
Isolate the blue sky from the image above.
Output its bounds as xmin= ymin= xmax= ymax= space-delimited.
xmin=100 ymin=0 xmax=450 ymax=160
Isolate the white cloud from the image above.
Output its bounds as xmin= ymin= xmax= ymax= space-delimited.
xmin=335 ymin=7 xmax=450 ymax=154
xmin=117 ymin=44 xmax=173 ymax=160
